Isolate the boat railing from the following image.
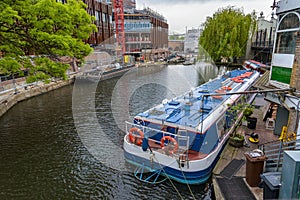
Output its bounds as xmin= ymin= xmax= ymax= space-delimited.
xmin=125 ymin=121 xmax=190 ymax=157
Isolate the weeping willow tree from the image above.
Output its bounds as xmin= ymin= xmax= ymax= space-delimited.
xmin=199 ymin=7 xmax=256 ymax=62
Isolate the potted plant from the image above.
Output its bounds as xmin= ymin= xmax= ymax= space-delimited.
xmin=243 ymin=106 xmax=254 ymax=117
xmin=243 ymin=104 xmax=257 ymax=130
xmin=227 ymin=98 xmax=255 ymax=147
xmin=229 ymin=132 xmax=245 ymax=148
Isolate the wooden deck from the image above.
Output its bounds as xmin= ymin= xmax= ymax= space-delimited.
xmin=213 ymin=94 xmax=280 ymax=200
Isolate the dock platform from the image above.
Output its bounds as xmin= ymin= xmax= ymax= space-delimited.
xmin=213 ymin=94 xmax=279 ymax=200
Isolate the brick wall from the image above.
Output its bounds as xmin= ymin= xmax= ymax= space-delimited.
xmin=287 ymin=32 xmax=300 ymax=135
xmin=290 ymin=32 xmax=300 ymax=91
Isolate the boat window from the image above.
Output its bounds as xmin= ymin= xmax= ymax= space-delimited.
xmin=216 ymin=116 xmax=226 ymax=138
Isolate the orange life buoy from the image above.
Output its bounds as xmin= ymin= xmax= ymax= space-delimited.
xmin=129 ymin=127 xmax=144 ymax=145
xmin=160 ymin=136 xmax=178 ymax=154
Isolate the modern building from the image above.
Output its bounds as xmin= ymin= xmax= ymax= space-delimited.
xmin=251 ymin=12 xmax=277 ymax=64
xmin=83 ymin=0 xmax=114 ymax=45
xmin=123 ymin=0 xmax=136 ymax=10
xmin=184 ymin=28 xmax=201 ymax=54
xmin=57 ymin=0 xmax=114 ymax=45
xmin=123 ymin=7 xmax=169 ymax=61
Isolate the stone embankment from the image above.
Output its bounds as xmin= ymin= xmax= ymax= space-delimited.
xmin=0 ymin=62 xmax=162 ymax=118
xmin=0 ymin=79 xmax=74 ymax=118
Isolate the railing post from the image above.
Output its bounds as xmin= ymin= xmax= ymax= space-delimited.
xmin=276 ymin=141 xmax=283 ymax=172
xmin=186 ymin=136 xmax=189 ymax=160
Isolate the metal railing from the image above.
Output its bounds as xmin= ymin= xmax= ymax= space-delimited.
xmin=251 ymin=41 xmax=274 ymax=48
xmin=259 ymin=137 xmax=300 ymax=172
xmin=125 ymin=121 xmax=190 ymax=157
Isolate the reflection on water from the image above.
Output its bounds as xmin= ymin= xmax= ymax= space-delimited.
xmin=0 ymin=63 xmax=227 ymax=199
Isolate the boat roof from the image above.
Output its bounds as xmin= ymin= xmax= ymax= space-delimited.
xmin=244 ymin=60 xmax=267 ymax=69
xmin=136 ymin=69 xmax=258 ymax=129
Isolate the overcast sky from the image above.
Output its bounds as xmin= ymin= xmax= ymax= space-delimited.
xmin=136 ymin=0 xmax=276 ymax=34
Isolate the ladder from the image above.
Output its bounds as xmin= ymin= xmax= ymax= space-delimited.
xmin=177 ymin=129 xmax=189 ymax=151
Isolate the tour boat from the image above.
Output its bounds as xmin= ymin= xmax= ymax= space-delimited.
xmin=123 ymin=69 xmax=260 ymax=184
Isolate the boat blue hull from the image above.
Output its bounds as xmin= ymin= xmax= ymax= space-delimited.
xmin=124 ymin=141 xmax=227 ymax=185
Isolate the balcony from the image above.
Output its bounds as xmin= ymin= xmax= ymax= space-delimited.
xmin=251 ymin=41 xmax=274 ymax=49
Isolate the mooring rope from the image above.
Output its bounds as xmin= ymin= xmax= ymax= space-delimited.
xmin=179 ymin=165 xmax=196 ymax=200
xmin=152 ymin=154 xmax=184 ymax=200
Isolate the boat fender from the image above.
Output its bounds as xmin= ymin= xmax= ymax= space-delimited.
xmin=248 ymin=137 xmax=259 ymax=143
xmin=129 ymin=127 xmax=144 ymax=146
xmin=142 ymin=138 xmax=149 ymax=151
xmin=250 ymin=132 xmax=258 ymax=139
xmin=160 ymin=136 xmax=178 ymax=155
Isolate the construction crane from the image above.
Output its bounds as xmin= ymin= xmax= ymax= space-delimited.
xmin=113 ymin=0 xmax=125 ymax=58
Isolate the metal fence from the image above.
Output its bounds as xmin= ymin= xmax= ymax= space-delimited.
xmin=259 ymin=136 xmax=300 ymax=172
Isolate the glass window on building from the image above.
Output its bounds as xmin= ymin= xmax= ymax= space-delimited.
xmin=275 ymin=12 xmax=300 ymax=54
xmin=275 ymin=31 xmax=297 ymax=54
xmin=103 ymin=13 xmax=106 ymax=22
xmin=271 ymin=11 xmax=300 ymax=86
xmin=278 ymin=13 xmax=300 ymax=30
xmin=95 ymin=11 xmax=100 ymax=21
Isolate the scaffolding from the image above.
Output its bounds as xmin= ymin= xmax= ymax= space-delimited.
xmin=113 ymin=0 xmax=125 ymax=57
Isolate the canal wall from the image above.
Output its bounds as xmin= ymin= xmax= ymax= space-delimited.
xmin=0 ymin=63 xmax=163 ymax=118
xmin=0 ymin=79 xmax=74 ymax=118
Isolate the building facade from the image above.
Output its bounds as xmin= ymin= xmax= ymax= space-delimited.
xmin=168 ymin=33 xmax=185 ymax=52
xmin=251 ymin=12 xmax=277 ymax=64
xmin=184 ymin=28 xmax=201 ymax=54
xmin=262 ymin=0 xmax=300 ymax=140
xmin=123 ymin=7 xmax=169 ymax=61
xmin=83 ymin=0 xmax=114 ymax=45
xmin=270 ymin=0 xmax=300 ymax=88
xmin=123 ymin=0 xmax=136 ymax=10
xmin=57 ymin=0 xmax=114 ymax=45
xmin=168 ymin=41 xmax=184 ymax=52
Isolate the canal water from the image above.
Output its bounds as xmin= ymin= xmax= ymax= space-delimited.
xmin=0 ymin=63 xmax=228 ymax=199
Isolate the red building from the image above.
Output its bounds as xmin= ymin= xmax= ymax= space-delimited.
xmin=83 ymin=0 xmax=114 ymax=45
xmin=57 ymin=0 xmax=114 ymax=45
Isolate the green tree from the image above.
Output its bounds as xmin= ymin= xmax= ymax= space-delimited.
xmin=0 ymin=0 xmax=96 ymax=82
xmin=199 ymin=7 xmax=256 ymax=62
xmin=0 ymin=57 xmax=23 ymax=80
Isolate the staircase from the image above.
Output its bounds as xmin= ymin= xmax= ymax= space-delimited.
xmin=259 ymin=136 xmax=300 ymax=172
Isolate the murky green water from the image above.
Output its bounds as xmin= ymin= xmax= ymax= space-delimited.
xmin=0 ymin=63 xmax=227 ymax=199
